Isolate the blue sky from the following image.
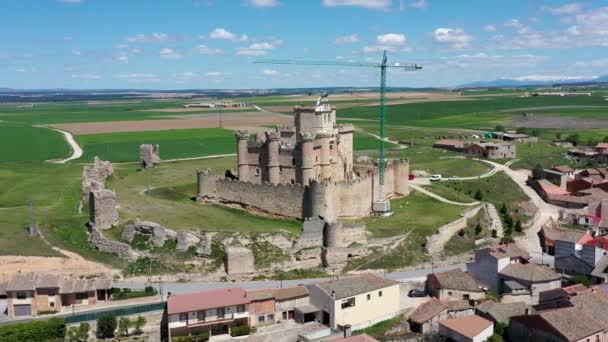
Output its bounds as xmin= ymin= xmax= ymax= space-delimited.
xmin=1 ymin=0 xmax=608 ymax=89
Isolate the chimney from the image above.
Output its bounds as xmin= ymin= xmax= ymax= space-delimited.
xmin=167 ymin=291 xmax=172 ymax=298
xmin=331 ymin=290 xmax=336 ymax=299
xmin=525 ymin=308 xmax=531 ymax=315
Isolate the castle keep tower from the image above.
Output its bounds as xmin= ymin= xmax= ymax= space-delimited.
xmin=299 ymin=132 xmax=316 ymax=185
xmin=236 ymin=130 xmax=250 ymax=182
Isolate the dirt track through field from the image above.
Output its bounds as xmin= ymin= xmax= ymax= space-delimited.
xmin=50 ymin=111 xmax=293 ymax=134
xmin=510 ymin=115 xmax=608 ymax=129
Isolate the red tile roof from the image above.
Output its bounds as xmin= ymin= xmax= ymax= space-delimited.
xmin=584 ymin=236 xmax=608 ymax=249
xmin=434 ymin=139 xmax=464 ymax=147
xmin=336 ymin=334 xmax=379 ymax=342
xmin=439 ymin=315 xmax=493 ymax=338
xmin=538 ymin=179 xmax=570 ymax=196
xmin=167 ymin=288 xmax=250 ymax=315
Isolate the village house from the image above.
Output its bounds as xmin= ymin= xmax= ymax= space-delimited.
xmin=306 ymin=274 xmax=402 ymax=331
xmin=246 ymin=289 xmax=276 ymax=327
xmin=466 ymin=244 xmax=560 ymax=303
xmin=475 ymin=301 xmax=531 ymax=330
xmin=3 ymin=274 xmax=111 ymax=317
xmin=425 ymin=269 xmax=484 ymax=302
xmin=493 ymin=131 xmax=538 ymax=143
xmin=432 ymin=139 xmax=465 ymax=152
xmin=335 ymin=334 xmax=379 ymax=342
xmin=510 ymin=306 xmax=605 ymax=342
xmin=539 ymin=218 xmax=593 ymax=256
xmin=465 ymin=142 xmax=516 ymax=159
xmin=166 ymin=288 xmax=250 ymax=339
xmin=272 ymin=286 xmax=311 ymax=323
xmin=408 ymin=298 xmax=475 ymax=334
xmin=438 ymin=314 xmax=494 ymax=342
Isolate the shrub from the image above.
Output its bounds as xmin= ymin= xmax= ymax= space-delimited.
xmin=474 ymin=223 xmax=482 ymax=236
xmin=458 ymin=229 xmax=465 ymax=237
xmin=144 ymin=286 xmax=155 ymax=294
xmin=500 ymin=203 xmax=507 ymax=215
xmin=231 ymin=325 xmax=251 ymax=337
xmin=37 ymin=309 xmax=59 ymax=315
xmin=97 ymin=314 xmax=117 ymax=339
xmin=474 ymin=189 xmax=483 ymax=200
xmin=491 ymin=229 xmax=497 ymax=238
xmin=67 ymin=322 xmax=90 ymax=342
xmin=133 ymin=315 xmax=147 ymax=335
xmin=0 ymin=318 xmax=65 ymax=341
xmin=514 ymin=220 xmax=522 ymax=233
xmin=118 ymin=317 xmax=132 ymax=337
xmin=532 ymin=164 xmax=544 ymax=180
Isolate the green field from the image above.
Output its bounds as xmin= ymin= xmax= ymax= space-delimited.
xmin=75 ymin=128 xmax=236 ymax=163
xmin=0 ymin=122 xmax=70 ymax=162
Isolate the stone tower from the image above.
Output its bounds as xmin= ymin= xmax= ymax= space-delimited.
xmin=236 ymin=130 xmax=250 ymax=182
xmin=89 ymin=189 xmax=119 ymax=230
xmin=299 ymin=132 xmax=315 ymax=185
xmin=393 ymin=159 xmax=410 ymax=196
xmin=139 ymin=144 xmax=160 ymax=169
xmin=266 ymin=131 xmax=280 ymax=185
xmin=197 ymin=169 xmax=218 ymax=202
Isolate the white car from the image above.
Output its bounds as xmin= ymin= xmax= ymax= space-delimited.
xmin=430 ymin=174 xmax=442 ymax=182
xmin=448 ymin=176 xmax=460 ymax=181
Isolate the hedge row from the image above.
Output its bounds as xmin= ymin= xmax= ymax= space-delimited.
xmin=0 ymin=318 xmax=66 ymax=342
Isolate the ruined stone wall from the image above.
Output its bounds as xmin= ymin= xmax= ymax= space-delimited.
xmin=197 ymin=169 xmax=219 ymax=201
xmin=89 ymin=189 xmax=119 ymax=230
xmin=325 ymin=222 xmax=368 ymax=248
xmin=139 ymin=144 xmax=160 ymax=169
xmin=225 ymin=246 xmax=255 ymax=274
xmin=294 ymin=218 xmax=325 ymax=249
xmin=82 ymin=157 xmax=114 ymax=200
xmin=89 ymin=228 xmax=139 ymax=261
xmin=214 ymin=179 xmax=307 ymax=219
xmin=425 ymin=205 xmax=483 ymax=255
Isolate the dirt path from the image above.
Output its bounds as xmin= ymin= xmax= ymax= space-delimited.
xmin=45 ymin=127 xmax=83 ymax=164
xmin=410 ymin=184 xmax=480 ymax=206
xmin=359 ymin=130 xmax=407 ymax=149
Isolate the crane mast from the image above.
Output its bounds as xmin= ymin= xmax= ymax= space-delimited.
xmin=255 ymin=50 xmax=422 ymax=215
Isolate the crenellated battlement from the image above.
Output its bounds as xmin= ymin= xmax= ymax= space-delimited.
xmin=236 ymin=130 xmax=249 ymax=140
xmin=338 ymin=124 xmax=355 ymax=133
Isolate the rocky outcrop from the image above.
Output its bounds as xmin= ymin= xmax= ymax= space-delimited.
xmin=139 ymin=144 xmax=160 ymax=169
xmin=294 ymin=218 xmax=325 ymax=249
xmin=225 ymin=246 xmax=255 ymax=274
xmin=259 ymin=233 xmax=292 ymax=250
xmin=294 ymin=247 xmax=323 ymax=269
xmin=90 ymin=228 xmax=139 ymax=261
xmin=322 ymin=246 xmax=370 ymax=272
xmin=196 ymin=233 xmax=215 ymax=257
xmin=123 ymin=220 xmax=177 ymax=247
xmin=176 ymin=231 xmax=200 ymax=252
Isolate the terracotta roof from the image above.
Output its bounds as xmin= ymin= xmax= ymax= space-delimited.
xmin=35 ymin=274 xmax=60 ymax=289
xmin=271 ymin=286 xmax=309 ymax=301
xmin=92 ymin=278 xmax=113 ymax=290
xmin=476 ymin=301 xmax=531 ymax=324
xmin=246 ymin=289 xmax=275 ymax=301
xmin=540 ymin=284 xmax=590 ymax=303
xmin=438 ymin=315 xmax=493 ymax=338
xmin=167 ymin=288 xmax=250 ymax=315
xmin=0 ymin=283 xmax=7 ymax=296
xmin=552 ymin=166 xmax=575 ymax=174
xmin=446 ymin=300 xmax=473 ymax=311
xmin=538 ymin=179 xmax=570 ymax=196
xmin=596 ymin=143 xmax=608 ymax=149
xmin=540 ymin=307 xmax=603 ymax=341
xmin=584 ymin=236 xmax=608 ymax=249
xmin=486 ymin=244 xmax=530 ymax=260
xmin=7 ymin=274 xmax=36 ymax=291
xmin=434 ymin=139 xmax=464 ymax=147
xmin=430 ymin=269 xmax=481 ymax=292
xmin=499 ymin=263 xmax=561 ymax=283
xmin=517 ymin=200 xmax=538 ymax=215
xmin=569 ymin=291 xmax=608 ymax=327
xmin=313 ymin=274 xmax=399 ymax=300
xmin=59 ymin=278 xmax=94 ymax=293
xmin=336 ymin=334 xmax=379 ymax=342
xmin=541 ymin=221 xmax=588 ymax=243
xmin=408 ymin=297 xmax=447 ymax=324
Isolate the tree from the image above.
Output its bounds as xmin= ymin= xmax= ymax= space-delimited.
xmin=487 ymin=333 xmax=505 ymax=342
xmin=458 ymin=229 xmax=465 ymax=237
xmin=504 ymin=214 xmax=513 ymax=229
xmin=133 ymin=316 xmax=147 ymax=335
xmin=118 ymin=317 xmax=132 ymax=337
xmin=532 ymin=164 xmax=545 ymax=180
xmin=515 ymin=220 xmax=522 ymax=233
xmin=97 ymin=314 xmax=117 ymax=339
xmin=474 ymin=189 xmax=483 ymax=200
xmin=494 ymin=125 xmax=505 ymax=132
xmin=555 ymin=132 xmax=562 ymax=140
xmin=491 ymin=229 xmax=497 ymax=238
xmin=67 ymin=322 xmax=89 ymax=342
xmin=603 ymin=136 xmax=608 ymax=143
xmin=565 ymin=133 xmax=580 ymax=146
xmin=475 ymin=223 xmax=483 ymax=236
xmin=500 ymin=202 xmax=508 ymax=215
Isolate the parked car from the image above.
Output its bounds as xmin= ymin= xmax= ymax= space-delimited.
xmin=408 ymin=289 xmax=427 ymax=297
xmin=430 ymin=174 xmax=442 ymax=182
xmin=448 ymin=176 xmax=460 ymax=181
xmin=408 ymin=173 xmax=416 ymax=181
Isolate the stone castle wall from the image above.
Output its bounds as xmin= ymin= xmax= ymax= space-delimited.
xmin=425 ymin=205 xmax=483 ymax=255
xmin=214 ymin=178 xmax=307 ymax=219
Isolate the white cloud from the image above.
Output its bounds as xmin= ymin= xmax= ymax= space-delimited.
xmin=322 ymin=0 xmax=392 ymax=9
xmin=115 ymin=73 xmax=157 ymax=79
xmin=15 ymin=68 xmax=26 ymax=73
xmin=205 ymin=71 xmax=225 ymax=77
xmin=543 ymin=2 xmax=584 ymax=15
xmin=72 ymin=73 xmax=102 ymax=80
xmin=247 ymin=0 xmax=280 ymax=7
xmin=262 ymin=69 xmax=280 ymax=76
xmin=209 ymin=28 xmax=248 ymax=42
xmin=116 ymin=55 xmax=129 ymax=62
xmin=335 ymin=33 xmax=359 ymax=44
xmin=511 ymin=74 xmax=597 ymax=82
xmin=193 ymin=45 xmax=224 ymax=55
xmin=484 ymin=25 xmax=496 ymax=32
xmin=410 ymin=0 xmax=427 ymax=9
xmin=237 ymin=42 xmax=275 ymax=56
xmin=376 ymin=33 xmax=406 ymax=46
xmin=443 ymin=53 xmax=547 ymax=68
xmin=71 ymin=50 xmax=82 ymax=56
xmin=433 ymin=28 xmax=472 ymax=49
xmin=574 ymin=59 xmax=608 ymax=68
xmin=160 ymin=48 xmax=182 ymax=60
xmin=127 ymin=33 xmax=170 ymax=43
xmin=504 ymin=19 xmax=530 ymax=34
xmin=59 ymin=0 xmax=83 ymax=3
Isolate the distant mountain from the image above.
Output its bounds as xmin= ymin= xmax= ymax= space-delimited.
xmin=460 ymin=75 xmax=608 ymax=89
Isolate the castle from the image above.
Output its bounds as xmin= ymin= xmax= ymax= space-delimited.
xmin=197 ymin=95 xmax=409 ymax=222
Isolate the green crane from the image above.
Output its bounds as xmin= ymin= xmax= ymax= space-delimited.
xmin=255 ymin=50 xmax=422 ymax=214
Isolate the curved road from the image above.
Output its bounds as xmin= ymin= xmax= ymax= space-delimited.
xmin=48 ymin=128 xmax=83 ymax=164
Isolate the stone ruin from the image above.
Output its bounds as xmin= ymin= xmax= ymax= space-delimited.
xmin=121 ymin=220 xmax=177 ymax=247
xmin=82 ymin=156 xmax=114 ymax=201
xmin=139 ymin=144 xmax=160 ymax=169
xmin=89 ymin=189 xmax=119 ymax=230
xmin=225 ymin=245 xmax=255 ymax=275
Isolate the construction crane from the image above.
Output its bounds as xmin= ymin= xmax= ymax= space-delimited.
xmin=255 ymin=50 xmax=422 ymax=214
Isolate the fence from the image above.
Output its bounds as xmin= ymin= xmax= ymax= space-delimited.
xmin=65 ymin=302 xmax=166 ymax=324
